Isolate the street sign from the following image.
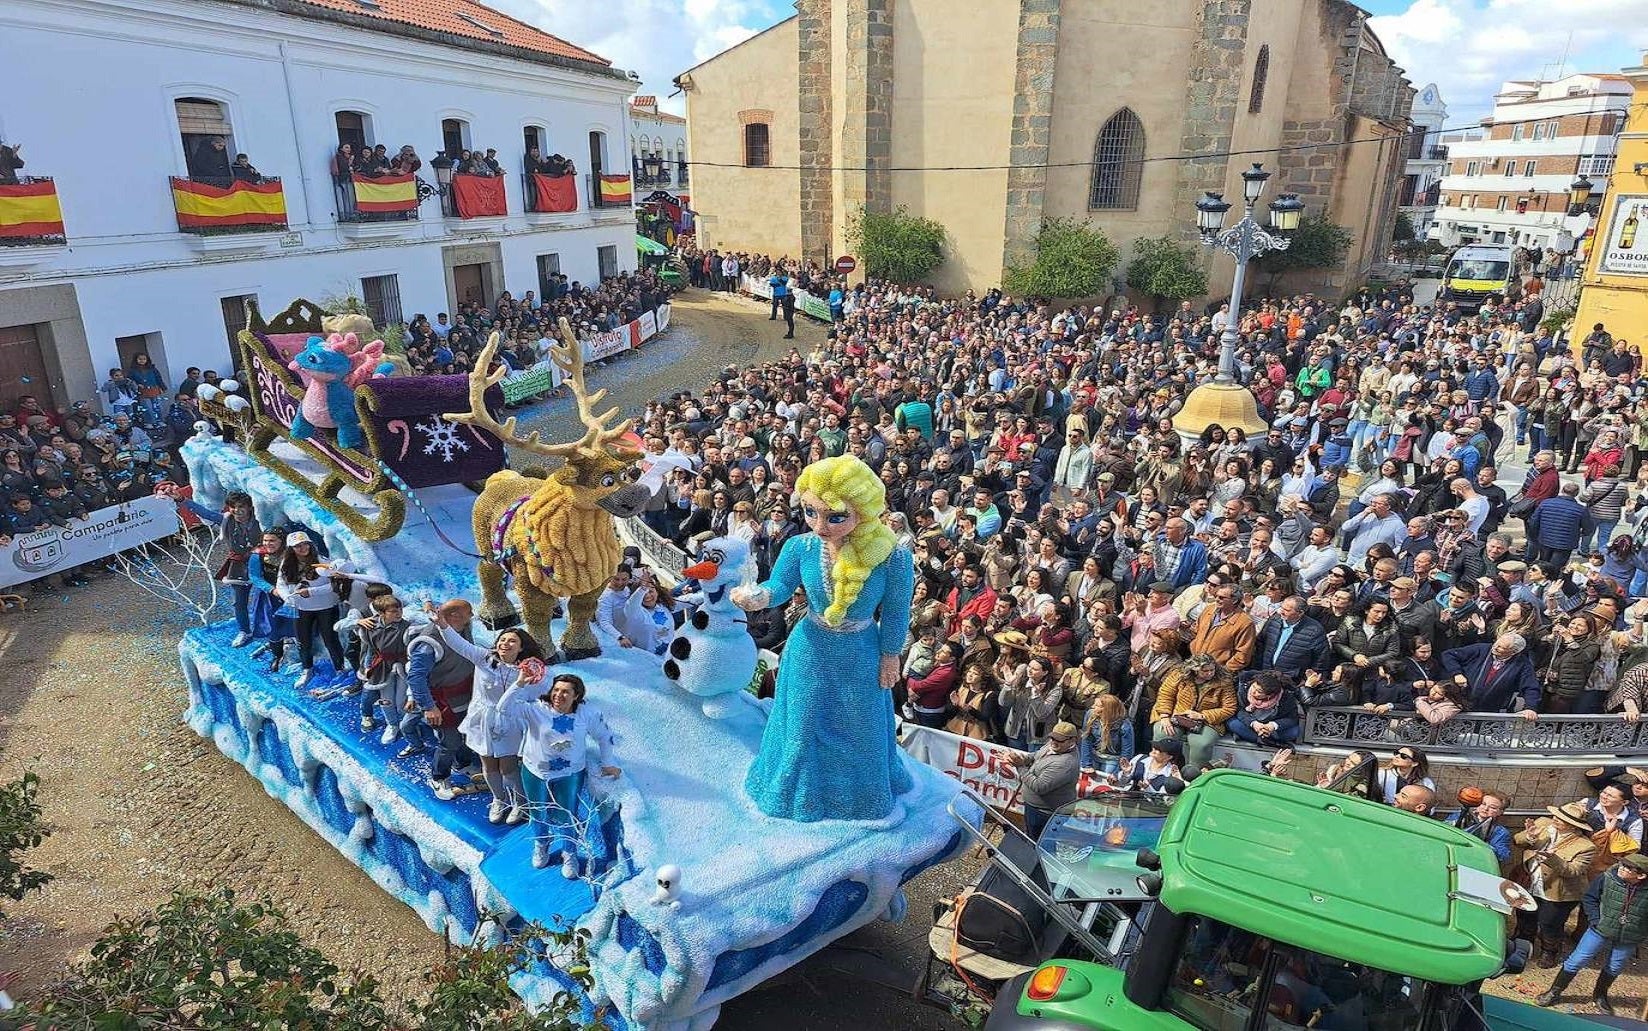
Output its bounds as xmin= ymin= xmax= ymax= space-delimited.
xmin=835 ymin=255 xmax=856 ymax=274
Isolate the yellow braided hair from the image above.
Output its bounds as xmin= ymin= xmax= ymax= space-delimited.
xmin=797 ymin=455 xmax=897 ymax=626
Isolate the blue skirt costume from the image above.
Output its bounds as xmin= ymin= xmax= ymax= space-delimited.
xmin=744 ymin=534 xmax=915 ymax=822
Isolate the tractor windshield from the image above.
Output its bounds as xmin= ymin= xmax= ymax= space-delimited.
xmin=1037 ymin=793 xmax=1172 ymax=903
xmin=1163 ymin=914 xmax=1433 ymax=1031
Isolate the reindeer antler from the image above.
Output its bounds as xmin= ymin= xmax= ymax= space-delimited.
xmin=546 ymin=317 xmax=639 ymax=458
xmin=441 ymin=325 xmax=636 ymax=461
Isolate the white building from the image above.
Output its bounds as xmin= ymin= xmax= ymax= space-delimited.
xmin=628 ymin=96 xmax=690 ymax=205
xmin=1398 ymin=83 xmax=1448 ymax=240
xmin=0 ymin=0 xmax=638 ymax=413
xmin=1431 ymin=72 xmax=1628 ymax=250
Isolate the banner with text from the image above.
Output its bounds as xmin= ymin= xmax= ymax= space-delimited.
xmin=2 ymin=496 xmax=180 ymax=588
xmin=740 ymin=274 xmax=833 ymax=322
xmin=899 ymin=723 xmax=1112 ymax=816
xmin=503 ymin=304 xmax=671 ymax=401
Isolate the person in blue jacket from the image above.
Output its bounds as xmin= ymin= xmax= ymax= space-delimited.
xmin=1441 ymin=632 xmax=1541 ymax=717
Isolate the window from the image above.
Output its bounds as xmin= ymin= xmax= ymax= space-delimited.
xmin=1090 ymin=107 xmax=1145 ymax=210
xmin=1465 ymin=160 xmax=1479 ymax=176
xmin=743 ymin=123 xmax=770 ymax=167
xmin=176 ymin=97 xmax=234 ymax=182
xmin=1468 ymin=194 xmax=1478 ymax=208
xmin=677 ymin=137 xmax=689 ymax=183
xmin=0 ymin=324 xmax=55 ymax=412
xmin=1496 ymin=197 xmax=1508 ymax=212
xmin=524 ymin=125 xmax=546 ymax=158
xmin=1579 ymin=154 xmax=1615 ymax=176
xmin=588 ymin=130 xmax=607 ymax=175
xmin=1524 ymin=159 xmax=1536 ymax=177
xmin=441 ymin=118 xmax=470 ymax=159
xmin=1503 ymin=162 xmax=1515 ymax=177
xmin=1512 ymin=123 xmax=1524 ymax=141
xmin=360 ymin=275 xmax=403 ymax=328
xmin=219 ymin=294 xmax=256 ymax=353
xmin=335 ymin=111 xmax=371 ymax=153
xmin=597 ymin=244 xmax=619 ymax=280
xmin=536 ymin=253 xmax=561 ymax=297
xmin=1248 ymin=45 xmax=1269 ymax=114
xmin=1543 ymin=119 xmax=1561 ymax=138
xmin=1532 ymin=122 xmax=1546 ymax=141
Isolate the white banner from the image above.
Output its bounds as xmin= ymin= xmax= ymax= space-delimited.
xmin=900 ymin=723 xmax=1029 ymax=815
xmin=584 ymin=326 xmax=632 ymax=362
xmin=743 ymin=273 xmax=772 ymax=300
xmin=1 ymin=496 xmax=180 ymax=587
xmin=655 ymin=303 xmax=671 ymax=334
xmin=637 ymin=310 xmax=658 ymax=342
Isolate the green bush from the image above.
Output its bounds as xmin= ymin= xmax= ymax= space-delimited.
xmin=0 ymin=771 xmax=51 ymax=919
xmin=1125 ymin=235 xmax=1208 ymax=311
xmin=846 ymin=206 xmax=946 ymax=284
xmin=1003 ymin=218 xmax=1119 ymax=301
xmin=1254 ymin=214 xmax=1353 ymax=292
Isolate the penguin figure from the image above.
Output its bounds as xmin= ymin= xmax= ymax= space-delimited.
xmin=664 ymin=537 xmax=758 ymax=718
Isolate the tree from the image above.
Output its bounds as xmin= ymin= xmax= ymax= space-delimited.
xmin=1125 ymin=235 xmax=1209 ymax=312
xmin=1253 ymin=214 xmax=1352 ymax=293
xmin=14 ymin=889 xmax=605 ymax=1030
xmin=1392 ymin=210 xmax=1416 ymax=242
xmin=0 ymin=772 xmax=51 ymax=919
xmin=1002 ymin=218 xmax=1119 ymax=301
xmin=845 ymin=206 xmax=945 ymax=284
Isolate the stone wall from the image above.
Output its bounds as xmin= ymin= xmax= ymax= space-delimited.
xmin=1000 ymin=0 xmax=1062 ymax=273
xmin=797 ymin=0 xmax=834 ymax=266
xmin=1171 ymin=0 xmax=1250 ymax=245
xmin=838 ymin=0 xmax=893 ymax=230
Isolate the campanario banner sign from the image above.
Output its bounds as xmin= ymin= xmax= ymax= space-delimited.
xmin=899 ymin=723 xmax=1115 ymax=816
xmin=1 ymin=496 xmax=179 ymax=587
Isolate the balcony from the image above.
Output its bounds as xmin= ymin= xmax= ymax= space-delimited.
xmin=335 ymin=173 xmax=420 ymax=225
xmin=1428 ymin=145 xmax=1449 ymax=161
xmin=0 ymin=176 xmax=66 ymax=249
xmin=446 ymin=172 xmax=507 ymax=220
xmin=588 ymin=172 xmax=632 ymax=212
xmin=169 ymin=176 xmax=287 ymax=236
xmin=523 ymin=171 xmax=579 ymax=214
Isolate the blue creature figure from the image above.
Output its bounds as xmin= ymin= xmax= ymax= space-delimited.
xmin=287 ymin=335 xmax=364 ymax=450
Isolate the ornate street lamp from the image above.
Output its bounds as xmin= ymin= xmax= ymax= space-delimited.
xmin=1173 ymin=163 xmax=1301 ymax=442
xmin=642 ymin=153 xmax=663 ymax=184
xmin=1566 ymin=176 xmax=1594 ymax=216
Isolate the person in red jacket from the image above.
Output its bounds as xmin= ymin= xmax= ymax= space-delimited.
xmin=945 ymin=564 xmax=998 ymax=636
xmin=906 ymin=644 xmax=958 ymax=728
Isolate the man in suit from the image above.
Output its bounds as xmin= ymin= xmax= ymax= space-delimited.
xmin=1253 ymin=595 xmax=1331 ymax=682
xmin=1441 ymin=633 xmax=1541 ymax=718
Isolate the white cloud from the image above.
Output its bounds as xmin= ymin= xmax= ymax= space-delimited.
xmin=488 ymin=0 xmax=783 ymax=114
xmin=1369 ymin=0 xmax=1644 ymax=123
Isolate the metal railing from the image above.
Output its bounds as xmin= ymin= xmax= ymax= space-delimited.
xmin=1428 ymin=146 xmax=1449 ymax=161
xmin=616 ymin=515 xmax=689 ymax=584
xmin=1302 ymin=705 xmax=1648 ymax=759
xmin=0 ymin=176 xmax=66 ymax=246
xmin=333 ymin=178 xmax=419 ymax=223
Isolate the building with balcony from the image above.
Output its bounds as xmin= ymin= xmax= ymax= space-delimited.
xmin=629 ymin=96 xmax=689 ymax=200
xmin=676 ymin=0 xmax=1415 ymax=298
xmin=1397 ymin=83 xmax=1448 ymax=240
xmin=0 ymin=0 xmax=638 ymax=413
xmin=1430 ymin=71 xmax=1628 ymax=251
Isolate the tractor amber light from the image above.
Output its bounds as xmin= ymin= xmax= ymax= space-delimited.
xmin=1027 ymin=965 xmax=1067 ymax=1001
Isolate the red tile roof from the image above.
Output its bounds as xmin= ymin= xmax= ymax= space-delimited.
xmin=291 ymin=0 xmax=610 ymax=67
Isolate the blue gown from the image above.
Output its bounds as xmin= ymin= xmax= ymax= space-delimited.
xmin=744 ymin=534 xmax=915 ymax=822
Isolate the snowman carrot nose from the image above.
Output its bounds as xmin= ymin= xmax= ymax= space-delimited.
xmin=682 ymin=560 xmax=719 ymax=580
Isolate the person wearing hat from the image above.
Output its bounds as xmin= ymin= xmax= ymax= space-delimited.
xmin=1010 ymin=719 xmax=1080 ymax=839
xmin=1538 ymin=852 xmax=1648 ymax=1013
xmin=275 ymin=530 xmax=349 ymax=690
xmin=1120 ymin=736 xmax=1183 ymax=793
xmin=1515 ymin=801 xmax=1600 ymax=967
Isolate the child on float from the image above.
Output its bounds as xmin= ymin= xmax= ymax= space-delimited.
xmin=247 ymin=529 xmax=295 ymax=672
xmin=425 ymin=601 xmax=546 ymax=826
xmin=502 ymin=670 xmax=621 ymax=877
xmin=216 ymin=491 xmax=262 ymax=648
xmin=353 ymin=591 xmax=409 ymax=743
xmin=277 ymin=530 xmax=348 ymax=689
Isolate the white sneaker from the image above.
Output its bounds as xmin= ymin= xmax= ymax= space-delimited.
xmin=295 ymin=669 xmax=315 ymax=690
xmin=532 ymin=841 xmax=551 ymax=869
xmin=506 ymin=803 xmax=528 ymax=825
xmin=487 ymin=797 xmax=508 ymax=824
xmin=379 ymin=724 xmax=400 ymax=746
xmin=396 ymin=743 xmax=424 ymax=759
xmin=359 ymin=715 xmax=375 ymax=732
xmin=562 ymin=852 xmax=580 ymax=879
xmin=231 ymin=632 xmax=252 ymax=648
xmin=430 ymin=777 xmax=457 ymax=801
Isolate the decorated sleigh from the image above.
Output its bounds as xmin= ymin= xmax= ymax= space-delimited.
xmin=199 ymin=298 xmax=506 ymax=540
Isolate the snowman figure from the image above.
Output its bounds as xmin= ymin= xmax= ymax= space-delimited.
xmin=652 ymin=864 xmax=682 ymax=908
xmin=664 ymin=537 xmax=758 ymax=718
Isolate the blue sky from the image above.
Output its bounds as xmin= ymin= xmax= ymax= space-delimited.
xmin=497 ymin=0 xmax=1643 ymax=125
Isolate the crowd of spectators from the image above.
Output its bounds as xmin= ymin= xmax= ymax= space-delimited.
xmin=328 ymin=142 xmax=424 ymax=181
xmin=624 ymin=259 xmax=1648 ymax=787
xmin=185 ymin=136 xmax=269 ymax=186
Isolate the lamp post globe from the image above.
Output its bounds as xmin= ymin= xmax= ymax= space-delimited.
xmin=1173 ymin=163 xmax=1296 ymax=445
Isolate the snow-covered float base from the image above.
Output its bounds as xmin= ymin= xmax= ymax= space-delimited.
xmin=179 ymin=435 xmax=979 ymax=1031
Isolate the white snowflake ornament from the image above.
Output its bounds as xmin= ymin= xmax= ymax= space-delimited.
xmin=416 ymin=417 xmax=470 ymax=462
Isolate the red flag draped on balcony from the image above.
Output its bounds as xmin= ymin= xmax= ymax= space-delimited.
xmin=0 ymin=180 xmax=66 ymax=240
xmin=452 ymin=173 xmax=507 ymax=217
xmin=531 ymin=173 xmax=578 ymax=212
xmin=170 ymin=177 xmax=287 ymax=229
xmin=352 ymin=173 xmax=418 ymax=212
xmin=599 ymin=174 xmax=632 ymax=205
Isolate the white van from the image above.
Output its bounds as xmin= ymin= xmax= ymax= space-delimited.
xmin=1439 ymin=244 xmax=1522 ymax=311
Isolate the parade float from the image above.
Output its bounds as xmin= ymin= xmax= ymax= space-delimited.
xmin=182 ymin=300 xmax=978 ymax=1031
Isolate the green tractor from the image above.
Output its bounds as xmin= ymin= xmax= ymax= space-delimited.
xmin=963 ymin=769 xmax=1604 ymax=1031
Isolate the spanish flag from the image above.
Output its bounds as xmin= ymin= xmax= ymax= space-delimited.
xmin=352 ymin=173 xmax=418 ymax=213
xmin=0 ymin=180 xmax=66 ymax=239
xmin=170 ymin=177 xmax=287 ymax=229
xmin=599 ymin=174 xmax=632 ymax=206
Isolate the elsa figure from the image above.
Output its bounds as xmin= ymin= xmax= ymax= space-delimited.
xmin=731 ymin=455 xmax=916 ymax=822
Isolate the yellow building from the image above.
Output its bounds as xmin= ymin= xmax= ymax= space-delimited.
xmin=674 ymin=0 xmax=1415 ymax=298
xmin=1574 ymin=52 xmax=1648 ymax=354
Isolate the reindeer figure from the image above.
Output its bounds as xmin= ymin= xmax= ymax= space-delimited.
xmin=443 ymin=319 xmax=649 ymax=659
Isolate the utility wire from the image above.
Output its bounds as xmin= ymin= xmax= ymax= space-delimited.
xmin=678 ymin=118 xmax=1484 ymax=174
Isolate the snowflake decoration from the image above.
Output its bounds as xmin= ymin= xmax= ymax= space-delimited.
xmin=416 ymin=417 xmax=470 ymax=462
